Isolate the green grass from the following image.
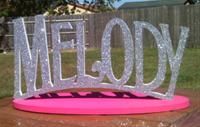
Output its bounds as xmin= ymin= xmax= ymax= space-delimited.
xmin=0 ymin=48 xmax=200 ymax=98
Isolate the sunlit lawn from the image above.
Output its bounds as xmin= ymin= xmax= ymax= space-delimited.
xmin=0 ymin=48 xmax=200 ymax=98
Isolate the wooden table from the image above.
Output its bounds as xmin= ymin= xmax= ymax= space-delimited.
xmin=0 ymin=89 xmax=200 ymax=127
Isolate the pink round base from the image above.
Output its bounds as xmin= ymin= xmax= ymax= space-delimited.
xmin=13 ymin=92 xmax=190 ymax=115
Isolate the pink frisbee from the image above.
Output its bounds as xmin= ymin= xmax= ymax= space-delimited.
xmin=13 ymin=92 xmax=190 ymax=115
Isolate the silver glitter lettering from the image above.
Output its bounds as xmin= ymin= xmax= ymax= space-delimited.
xmin=51 ymin=22 xmax=75 ymax=86
xmin=13 ymin=15 xmax=190 ymax=100
xmin=96 ymin=18 xmax=134 ymax=86
xmin=160 ymin=24 xmax=189 ymax=98
xmin=14 ymin=15 xmax=52 ymax=98
xmin=134 ymin=21 xmax=166 ymax=91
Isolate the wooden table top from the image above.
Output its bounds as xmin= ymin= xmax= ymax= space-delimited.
xmin=0 ymin=89 xmax=200 ymax=127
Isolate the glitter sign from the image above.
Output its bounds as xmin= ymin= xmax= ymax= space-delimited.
xmin=14 ymin=15 xmax=189 ymax=99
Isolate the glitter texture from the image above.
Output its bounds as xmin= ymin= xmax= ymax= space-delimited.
xmin=14 ymin=15 xmax=189 ymax=99
xmin=160 ymin=24 xmax=189 ymax=98
xmin=51 ymin=21 xmax=75 ymax=87
xmin=134 ymin=21 xmax=167 ymax=94
xmin=94 ymin=18 xmax=134 ymax=86
xmin=14 ymin=15 xmax=52 ymax=98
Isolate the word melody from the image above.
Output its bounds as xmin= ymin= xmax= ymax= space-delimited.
xmin=14 ymin=15 xmax=189 ymax=99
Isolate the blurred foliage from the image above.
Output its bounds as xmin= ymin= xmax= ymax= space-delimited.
xmin=0 ymin=0 xmax=120 ymax=17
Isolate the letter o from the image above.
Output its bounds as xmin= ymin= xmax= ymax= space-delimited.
xmin=101 ymin=18 xmax=134 ymax=85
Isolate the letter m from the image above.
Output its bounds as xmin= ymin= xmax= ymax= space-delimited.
xmin=14 ymin=15 xmax=52 ymax=98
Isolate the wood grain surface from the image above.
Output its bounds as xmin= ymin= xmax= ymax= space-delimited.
xmin=0 ymin=89 xmax=199 ymax=127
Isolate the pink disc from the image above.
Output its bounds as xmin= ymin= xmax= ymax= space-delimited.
xmin=13 ymin=92 xmax=190 ymax=114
